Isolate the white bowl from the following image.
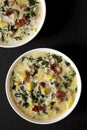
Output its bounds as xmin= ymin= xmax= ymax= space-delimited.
xmin=5 ymin=48 xmax=81 ymax=124
xmin=0 ymin=0 xmax=46 ymax=48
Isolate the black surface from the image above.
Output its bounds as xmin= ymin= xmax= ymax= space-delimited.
xmin=0 ymin=0 xmax=87 ymax=129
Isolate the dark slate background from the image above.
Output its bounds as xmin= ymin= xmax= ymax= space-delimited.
xmin=0 ymin=0 xmax=87 ymax=129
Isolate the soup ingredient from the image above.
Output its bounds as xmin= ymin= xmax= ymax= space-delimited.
xmin=10 ymin=52 xmax=77 ymax=120
xmin=0 ymin=0 xmax=39 ymax=45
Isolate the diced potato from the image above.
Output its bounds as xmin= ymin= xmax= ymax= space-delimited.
xmin=66 ymin=96 xmax=74 ymax=108
xmin=17 ymin=71 xmax=26 ymax=82
xmin=37 ymin=69 xmax=44 ymax=81
xmin=14 ymin=81 xmax=21 ymax=86
xmin=41 ymin=87 xmax=51 ymax=95
xmin=29 ymin=100 xmax=34 ymax=107
xmin=45 ymin=74 xmax=54 ymax=81
xmin=45 ymin=88 xmax=51 ymax=95
xmin=0 ymin=21 xmax=8 ymax=27
xmin=16 ymin=0 xmax=29 ymax=5
xmin=27 ymin=81 xmax=33 ymax=91
xmin=40 ymin=87 xmax=46 ymax=95
xmin=46 ymin=100 xmax=50 ymax=106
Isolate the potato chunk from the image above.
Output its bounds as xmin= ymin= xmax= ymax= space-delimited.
xmin=17 ymin=71 xmax=26 ymax=82
xmin=41 ymin=87 xmax=51 ymax=95
xmin=16 ymin=0 xmax=29 ymax=5
xmin=0 ymin=21 xmax=8 ymax=27
xmin=45 ymin=74 xmax=54 ymax=81
xmin=27 ymin=81 xmax=33 ymax=91
xmin=37 ymin=69 xmax=44 ymax=81
xmin=66 ymin=96 xmax=74 ymax=108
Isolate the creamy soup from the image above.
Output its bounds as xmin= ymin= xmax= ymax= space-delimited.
xmin=10 ymin=51 xmax=77 ymax=121
xmin=0 ymin=0 xmax=43 ymax=46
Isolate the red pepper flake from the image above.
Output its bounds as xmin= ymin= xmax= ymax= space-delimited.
xmin=32 ymin=106 xmax=39 ymax=112
xmin=23 ymin=71 xmax=30 ymax=84
xmin=32 ymin=105 xmax=45 ymax=112
xmin=19 ymin=17 xmax=27 ymax=25
xmin=56 ymin=90 xmax=66 ymax=99
xmin=38 ymin=104 xmax=45 ymax=110
xmin=5 ymin=9 xmax=14 ymax=16
xmin=39 ymin=82 xmax=46 ymax=87
xmin=50 ymin=63 xmax=62 ymax=74
xmin=15 ymin=17 xmax=27 ymax=28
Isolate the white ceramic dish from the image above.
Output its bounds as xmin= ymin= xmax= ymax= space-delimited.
xmin=0 ymin=0 xmax=46 ymax=48
xmin=5 ymin=48 xmax=81 ymax=124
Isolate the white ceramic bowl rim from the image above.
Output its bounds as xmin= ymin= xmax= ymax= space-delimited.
xmin=0 ymin=0 xmax=46 ymax=48
xmin=5 ymin=48 xmax=82 ymax=124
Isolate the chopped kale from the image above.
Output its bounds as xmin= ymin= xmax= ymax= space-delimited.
xmin=31 ymin=91 xmax=38 ymax=103
xmin=22 ymin=57 xmax=26 ymax=62
xmin=22 ymin=102 xmax=29 ymax=108
xmin=53 ymin=81 xmax=59 ymax=87
xmin=16 ymin=1 xmax=18 ymax=5
xmin=36 ymin=57 xmax=42 ymax=62
xmin=33 ymin=82 xmax=37 ymax=87
xmin=12 ymin=85 xmax=16 ymax=90
xmin=31 ymin=10 xmax=36 ymax=16
xmin=1 ymin=6 xmax=5 ymax=12
xmin=63 ymin=74 xmax=73 ymax=89
xmin=51 ymin=93 xmax=55 ymax=99
xmin=28 ymin=0 xmax=38 ymax=6
xmin=65 ymin=61 xmax=70 ymax=66
xmin=29 ymin=57 xmax=34 ymax=62
xmin=50 ymin=101 xmax=55 ymax=109
xmin=30 ymin=7 xmax=36 ymax=16
xmin=1 ymin=33 xmax=4 ymax=42
xmin=26 ymin=7 xmax=30 ymax=11
xmin=15 ymin=9 xmax=20 ymax=15
xmin=50 ymin=82 xmax=54 ymax=85
xmin=67 ymin=78 xmax=72 ymax=83
xmin=50 ymin=101 xmax=55 ymax=106
xmin=43 ymin=109 xmax=48 ymax=114
xmin=41 ymin=60 xmax=49 ymax=67
xmin=15 ymin=87 xmax=28 ymax=101
xmin=63 ymin=75 xmax=72 ymax=83
xmin=11 ymin=71 xmax=14 ymax=76
xmin=4 ymin=0 xmax=9 ymax=6
xmin=14 ymin=36 xmax=22 ymax=40
xmin=63 ymin=82 xmax=69 ymax=89
xmin=22 ymin=94 xmax=28 ymax=102
xmin=75 ymin=87 xmax=77 ymax=92
xmin=37 ymin=91 xmax=41 ymax=97
xmin=33 ymin=63 xmax=39 ymax=68
xmin=63 ymin=75 xmax=68 ymax=79
xmin=20 ymin=86 xmax=25 ymax=92
xmin=15 ymin=93 xmax=22 ymax=97
xmin=52 ymin=54 xmax=62 ymax=63
xmin=41 ymin=94 xmax=46 ymax=98
xmin=71 ymin=70 xmax=76 ymax=77
xmin=31 ymin=69 xmax=38 ymax=76
xmin=8 ymin=25 xmax=17 ymax=32
xmin=24 ymin=13 xmax=30 ymax=19
xmin=20 ymin=86 xmax=28 ymax=101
